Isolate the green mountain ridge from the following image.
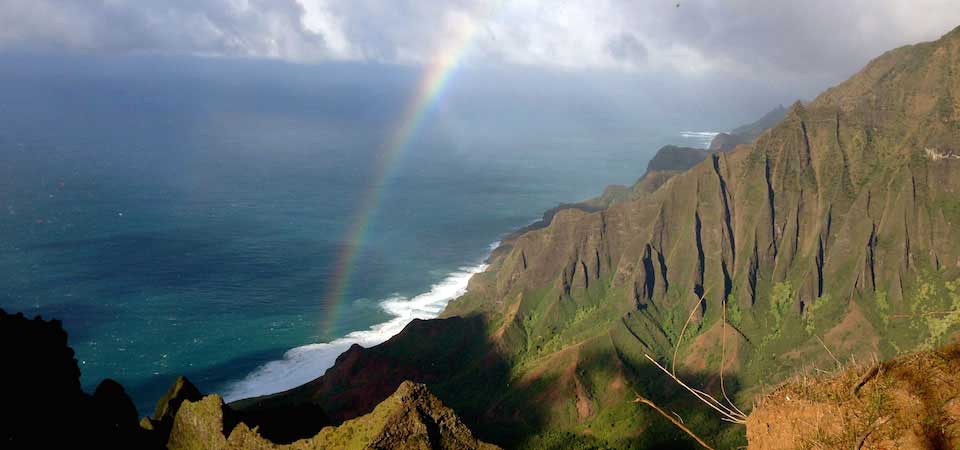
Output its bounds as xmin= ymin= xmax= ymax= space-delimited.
xmin=234 ymin=24 xmax=960 ymax=449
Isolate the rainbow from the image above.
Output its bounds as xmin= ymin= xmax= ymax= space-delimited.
xmin=319 ymin=18 xmax=484 ymax=336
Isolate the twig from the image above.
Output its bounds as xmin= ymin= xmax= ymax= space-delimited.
xmin=851 ymin=364 xmax=880 ymax=396
xmin=890 ymin=310 xmax=960 ymax=319
xmin=673 ymin=290 xmax=709 ymax=375
xmin=815 ymin=335 xmax=841 ymax=369
xmin=644 ymin=354 xmax=747 ymax=423
xmin=633 ymin=392 xmax=716 ymax=450
xmin=720 ymin=298 xmax=747 ymax=418
xmin=855 ymin=416 xmax=890 ymax=450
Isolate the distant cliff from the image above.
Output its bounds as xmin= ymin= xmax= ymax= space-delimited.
xmin=709 ymin=105 xmax=787 ymax=152
xmin=515 ymin=137 xmax=770 ymax=236
xmin=645 ymin=145 xmax=712 ymax=172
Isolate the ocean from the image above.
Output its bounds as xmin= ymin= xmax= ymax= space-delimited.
xmin=0 ymin=53 xmax=720 ymax=413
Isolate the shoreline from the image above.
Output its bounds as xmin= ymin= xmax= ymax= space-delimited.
xmin=221 ymin=242 xmax=499 ymax=402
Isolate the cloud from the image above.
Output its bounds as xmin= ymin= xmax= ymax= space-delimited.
xmin=1 ymin=0 xmax=959 ymax=81
xmin=0 ymin=0 xmax=329 ymax=61
xmin=607 ymin=33 xmax=649 ymax=65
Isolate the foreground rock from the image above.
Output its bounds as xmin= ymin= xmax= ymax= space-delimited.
xmin=0 ymin=309 xmax=160 ymax=449
xmin=169 ymin=381 xmax=501 ymax=450
xmin=748 ymin=343 xmax=960 ymax=450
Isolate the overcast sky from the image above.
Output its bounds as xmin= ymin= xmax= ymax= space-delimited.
xmin=2 ymin=0 xmax=959 ymax=84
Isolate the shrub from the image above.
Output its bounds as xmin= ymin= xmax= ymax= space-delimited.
xmin=804 ymin=294 xmax=831 ymax=334
xmin=769 ymin=281 xmax=794 ymax=333
xmin=875 ymin=290 xmax=890 ymax=326
xmin=726 ymin=293 xmax=742 ymax=328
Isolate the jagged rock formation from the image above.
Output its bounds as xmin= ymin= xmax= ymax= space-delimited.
xmin=169 ymin=382 xmax=500 ymax=450
xmin=747 ymin=343 xmax=960 ymax=450
xmin=239 ymin=26 xmax=960 ymax=449
xmin=140 ymin=375 xmax=205 ymax=444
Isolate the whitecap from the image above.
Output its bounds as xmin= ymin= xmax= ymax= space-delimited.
xmin=679 ymin=131 xmax=721 ymax=149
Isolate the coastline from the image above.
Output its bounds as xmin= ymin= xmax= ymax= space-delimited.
xmin=221 ymin=242 xmax=499 ymax=402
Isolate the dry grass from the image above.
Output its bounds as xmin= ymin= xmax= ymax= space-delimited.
xmin=747 ymin=343 xmax=960 ymax=450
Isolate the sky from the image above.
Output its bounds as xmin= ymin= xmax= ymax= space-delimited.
xmin=1 ymin=1 xmax=960 ymax=136
xmin=3 ymin=0 xmax=960 ymax=81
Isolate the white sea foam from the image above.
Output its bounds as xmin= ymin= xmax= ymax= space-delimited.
xmin=679 ymin=131 xmax=721 ymax=149
xmin=222 ymin=250 xmax=495 ymax=402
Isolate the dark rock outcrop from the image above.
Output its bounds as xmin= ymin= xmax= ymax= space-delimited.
xmin=0 ymin=309 xmax=159 ymax=449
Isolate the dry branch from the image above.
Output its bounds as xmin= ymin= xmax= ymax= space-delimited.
xmin=644 ymin=354 xmax=747 ymax=424
xmin=633 ymin=392 xmax=716 ymax=450
xmin=673 ymin=290 xmax=709 ymax=375
xmin=851 ymin=364 xmax=880 ymax=396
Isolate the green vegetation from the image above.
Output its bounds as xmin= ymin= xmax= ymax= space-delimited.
xmin=726 ymin=293 xmax=742 ymax=328
xmin=924 ymin=278 xmax=960 ymax=349
xmin=804 ymin=294 xmax=831 ymax=334
xmin=875 ymin=290 xmax=890 ymax=326
xmin=769 ymin=281 xmax=794 ymax=334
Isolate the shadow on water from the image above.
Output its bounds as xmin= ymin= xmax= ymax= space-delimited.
xmin=4 ymin=300 xmax=115 ymax=344
xmin=124 ymin=346 xmax=292 ymax=416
